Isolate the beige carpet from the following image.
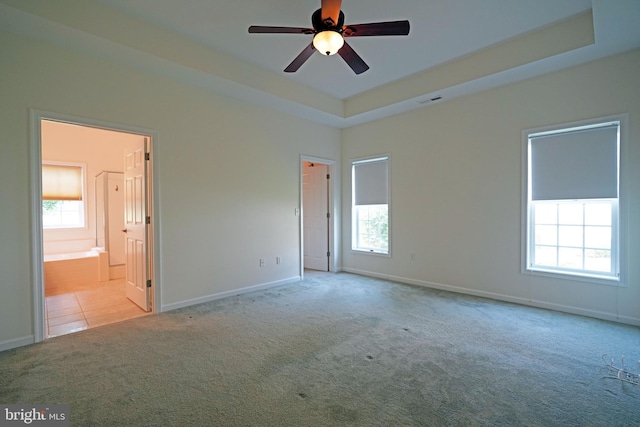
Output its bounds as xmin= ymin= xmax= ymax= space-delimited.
xmin=1 ymin=271 xmax=639 ymax=426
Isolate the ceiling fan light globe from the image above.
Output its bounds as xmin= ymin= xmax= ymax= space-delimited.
xmin=313 ymin=31 xmax=344 ymax=56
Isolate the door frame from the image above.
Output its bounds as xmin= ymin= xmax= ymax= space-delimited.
xmin=300 ymin=155 xmax=339 ymax=278
xmin=29 ymin=109 xmax=160 ymax=343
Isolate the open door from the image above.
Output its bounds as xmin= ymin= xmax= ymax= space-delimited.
xmin=303 ymin=161 xmax=330 ymax=271
xmin=124 ymin=137 xmax=150 ymax=311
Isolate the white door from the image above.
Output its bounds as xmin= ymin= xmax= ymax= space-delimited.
xmin=303 ymin=162 xmax=329 ymax=271
xmin=124 ymin=137 xmax=150 ymax=311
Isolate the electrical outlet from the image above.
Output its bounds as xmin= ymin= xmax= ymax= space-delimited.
xmin=276 ymin=256 xmax=281 ymax=265
xmin=259 ymin=259 xmax=265 ymax=267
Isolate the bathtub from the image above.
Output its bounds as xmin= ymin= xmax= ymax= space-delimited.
xmin=44 ymin=248 xmax=109 ymax=295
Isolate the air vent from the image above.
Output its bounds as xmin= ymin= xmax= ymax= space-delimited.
xmin=417 ymin=95 xmax=443 ymax=105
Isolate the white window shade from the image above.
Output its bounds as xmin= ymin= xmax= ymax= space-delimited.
xmin=42 ymin=164 xmax=83 ymax=201
xmin=530 ymin=125 xmax=618 ymax=201
xmin=353 ymin=158 xmax=388 ymax=205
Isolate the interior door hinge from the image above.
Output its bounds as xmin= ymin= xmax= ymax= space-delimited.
xmin=327 ymin=251 xmax=331 ymax=257
xmin=146 ymin=279 xmax=152 ymax=288
xmin=326 ymin=212 xmax=330 ymax=219
xmin=145 ymin=152 xmax=150 ymax=161
xmin=146 ymin=216 xmax=151 ymax=224
xmin=326 ymin=174 xmax=330 ymax=180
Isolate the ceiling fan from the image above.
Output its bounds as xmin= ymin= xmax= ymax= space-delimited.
xmin=248 ymin=0 xmax=410 ymax=74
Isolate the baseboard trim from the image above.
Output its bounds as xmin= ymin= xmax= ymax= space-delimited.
xmin=0 ymin=335 xmax=35 ymax=352
xmin=161 ymin=276 xmax=301 ymax=312
xmin=342 ymin=268 xmax=640 ymax=327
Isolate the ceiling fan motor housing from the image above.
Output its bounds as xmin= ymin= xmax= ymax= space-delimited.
xmin=312 ymin=8 xmax=345 ymax=31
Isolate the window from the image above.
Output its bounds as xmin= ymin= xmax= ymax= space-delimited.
xmin=42 ymin=163 xmax=85 ymax=229
xmin=352 ymin=156 xmax=389 ymax=255
xmin=524 ymin=120 xmax=621 ymax=283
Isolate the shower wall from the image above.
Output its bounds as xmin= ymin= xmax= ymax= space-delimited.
xmin=95 ymin=171 xmax=125 ymax=274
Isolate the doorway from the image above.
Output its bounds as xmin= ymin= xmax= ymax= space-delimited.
xmin=301 ymin=156 xmax=336 ymax=275
xmin=30 ymin=111 xmax=156 ymax=342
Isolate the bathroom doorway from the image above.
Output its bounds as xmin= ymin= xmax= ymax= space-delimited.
xmin=32 ymin=113 xmax=156 ymax=340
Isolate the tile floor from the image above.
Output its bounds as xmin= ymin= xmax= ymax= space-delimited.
xmin=45 ymin=279 xmax=149 ymax=338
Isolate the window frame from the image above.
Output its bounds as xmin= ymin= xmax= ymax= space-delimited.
xmin=351 ymin=154 xmax=391 ymax=256
xmin=522 ymin=116 xmax=626 ymax=287
xmin=41 ymin=161 xmax=87 ymax=230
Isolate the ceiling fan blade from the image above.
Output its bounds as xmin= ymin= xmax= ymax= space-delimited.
xmin=338 ymin=41 xmax=369 ymax=75
xmin=321 ymin=0 xmax=342 ymax=26
xmin=284 ymin=43 xmax=316 ymax=73
xmin=343 ymin=20 xmax=410 ymax=37
xmin=249 ymin=26 xmax=314 ymax=34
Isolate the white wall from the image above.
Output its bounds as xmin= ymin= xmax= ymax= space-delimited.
xmin=0 ymin=30 xmax=341 ymax=348
xmin=1 ymin=26 xmax=637 ymax=350
xmin=342 ymin=48 xmax=640 ymax=325
xmin=41 ymin=120 xmax=135 ymax=255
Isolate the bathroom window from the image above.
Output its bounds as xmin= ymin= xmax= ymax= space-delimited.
xmin=42 ymin=162 xmax=86 ymax=229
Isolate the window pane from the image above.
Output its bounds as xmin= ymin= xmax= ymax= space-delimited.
xmin=530 ymin=200 xmax=616 ymax=277
xmin=558 ymin=203 xmax=583 ymax=225
xmin=354 ymin=204 xmax=388 ymax=253
xmin=534 ymin=246 xmax=557 ymax=267
xmin=534 ymin=225 xmax=557 ymax=246
xmin=358 ymin=218 xmax=370 ymax=234
xmin=585 ymin=249 xmax=611 ymax=272
xmin=42 ymin=207 xmax=61 ymax=226
xmin=558 ymin=247 xmax=583 ymax=269
xmin=558 ymin=225 xmax=583 ymax=247
xmin=585 ymin=203 xmax=611 ymax=226
xmin=585 ymin=226 xmax=611 ymax=250
xmin=42 ymin=200 xmax=84 ymax=228
xmin=534 ymin=203 xmax=557 ymax=224
xmin=60 ymin=210 xmax=81 ymax=226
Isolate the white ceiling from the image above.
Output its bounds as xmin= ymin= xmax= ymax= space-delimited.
xmin=2 ymin=0 xmax=640 ymax=127
xmin=95 ymin=0 xmax=596 ymax=99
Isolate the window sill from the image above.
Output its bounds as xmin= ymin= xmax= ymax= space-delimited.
xmin=524 ymin=267 xmax=623 ymax=287
xmin=352 ymin=249 xmax=390 ymax=258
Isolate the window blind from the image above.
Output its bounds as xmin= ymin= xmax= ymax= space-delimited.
xmin=42 ymin=164 xmax=83 ymax=201
xmin=530 ymin=124 xmax=618 ymax=201
xmin=353 ymin=157 xmax=388 ymax=205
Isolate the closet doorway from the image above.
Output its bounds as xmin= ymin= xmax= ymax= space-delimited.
xmin=301 ymin=156 xmax=336 ymax=274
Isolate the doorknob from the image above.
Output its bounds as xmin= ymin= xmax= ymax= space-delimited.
xmin=121 ymin=229 xmax=128 ymax=233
